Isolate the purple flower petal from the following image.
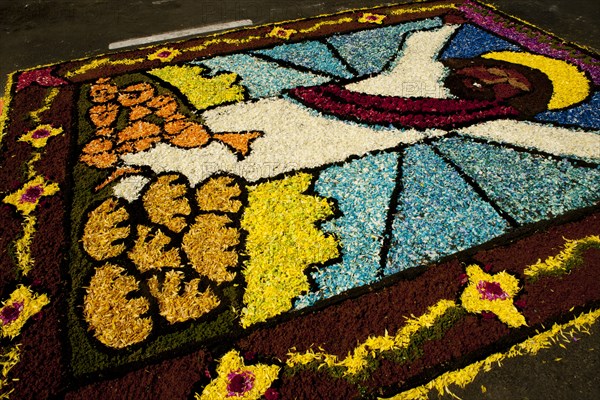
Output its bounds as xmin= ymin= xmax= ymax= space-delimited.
xmin=20 ymin=185 xmax=44 ymax=203
xmin=0 ymin=301 xmax=25 ymax=325
xmin=477 ymin=280 xmax=509 ymax=301
xmin=226 ymin=370 xmax=255 ymax=396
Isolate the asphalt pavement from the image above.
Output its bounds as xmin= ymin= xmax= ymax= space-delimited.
xmin=1 ymin=1 xmax=599 ymax=399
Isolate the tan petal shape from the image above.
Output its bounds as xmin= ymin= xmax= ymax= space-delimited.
xmin=82 ymin=198 xmax=130 ymax=260
xmin=508 ymin=77 xmax=531 ymax=92
xmin=143 ymin=174 xmax=191 ymax=233
xmin=83 ymin=264 xmax=152 ymax=349
xmin=196 ymin=176 xmax=243 ymax=213
xmin=488 ymin=67 xmax=510 ymax=78
xmin=182 ymin=214 xmax=239 ymax=283
xmin=147 ymin=270 xmax=220 ymax=324
xmin=128 ymin=225 xmax=182 ymax=273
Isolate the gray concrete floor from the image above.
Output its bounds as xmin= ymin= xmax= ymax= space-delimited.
xmin=1 ymin=0 xmax=599 ymax=89
xmin=1 ymin=1 xmax=599 ymax=399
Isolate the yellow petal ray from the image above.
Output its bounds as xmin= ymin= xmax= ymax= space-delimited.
xmin=482 ymin=51 xmax=590 ymax=110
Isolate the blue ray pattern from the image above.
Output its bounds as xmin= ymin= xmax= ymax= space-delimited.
xmin=385 ymin=144 xmax=509 ymax=276
xmin=252 ymin=40 xmax=354 ymax=79
xmin=535 ymin=92 xmax=600 ymax=130
xmin=435 ymin=137 xmax=600 ymax=225
xmin=295 ymin=152 xmax=399 ymax=309
xmin=440 ymin=24 xmax=521 ymax=60
xmin=193 ymin=54 xmax=331 ymax=99
xmin=326 ymin=18 xmax=443 ymax=76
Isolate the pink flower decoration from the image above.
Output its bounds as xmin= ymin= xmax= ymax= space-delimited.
xmin=20 ymin=185 xmax=44 ymax=203
xmin=0 ymin=301 xmax=24 ymax=325
xmin=226 ymin=370 xmax=255 ymax=397
xmin=16 ymin=68 xmax=68 ymax=92
xmin=31 ymin=128 xmax=52 ymax=139
xmin=477 ymin=280 xmax=509 ymax=301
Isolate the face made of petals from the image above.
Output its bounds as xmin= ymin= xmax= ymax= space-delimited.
xmin=443 ymin=58 xmax=554 ymax=116
xmin=448 ymin=65 xmax=532 ymax=101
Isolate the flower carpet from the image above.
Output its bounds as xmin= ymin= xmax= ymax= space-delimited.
xmin=1 ymin=1 xmax=599 ymax=398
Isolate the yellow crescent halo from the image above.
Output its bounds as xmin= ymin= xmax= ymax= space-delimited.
xmin=481 ymin=51 xmax=591 ymax=110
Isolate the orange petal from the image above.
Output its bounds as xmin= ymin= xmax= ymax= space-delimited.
xmin=164 ymin=119 xmax=191 ymax=136
xmin=118 ymin=136 xmax=162 ymax=154
xmin=80 ymin=151 xmax=118 ymax=169
xmin=117 ymin=121 xmax=161 ymax=143
xmin=117 ymin=142 xmax=135 ymax=154
xmin=147 ymin=95 xmax=178 ymax=118
xmin=89 ymin=103 xmax=119 ymax=127
xmin=168 ymin=123 xmax=210 ymax=148
xmin=165 ymin=113 xmax=186 ymax=122
xmin=213 ymin=131 xmax=263 ymax=156
xmin=155 ymin=103 xmax=178 ymax=118
xmin=95 ymin=167 xmax=143 ymax=191
xmin=129 ymin=105 xmax=152 ymax=121
xmin=146 ymin=95 xmax=179 ymax=118
xmin=117 ymin=83 xmax=156 ymax=107
xmin=95 ymin=127 xmax=115 ymax=137
xmin=146 ymin=95 xmax=175 ymax=109
xmin=90 ymin=78 xmax=118 ymax=103
xmin=82 ymin=137 xmax=114 ymax=154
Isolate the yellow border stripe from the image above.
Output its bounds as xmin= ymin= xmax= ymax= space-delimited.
xmin=297 ymin=17 xmax=354 ymax=33
xmin=390 ymin=3 xmax=457 ymax=15
xmin=0 ymin=73 xmax=15 ymax=145
xmin=286 ymin=300 xmax=457 ymax=375
xmin=383 ymin=308 xmax=600 ymax=399
xmin=524 ymin=235 xmax=600 ymax=278
xmin=29 ymin=88 xmax=60 ymax=123
xmin=0 ymin=344 xmax=21 ymax=399
xmin=64 ymin=57 xmax=145 ymax=78
xmin=14 ymin=216 xmax=37 ymax=276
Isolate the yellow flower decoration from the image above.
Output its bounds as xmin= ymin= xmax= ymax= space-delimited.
xmin=197 ymin=350 xmax=280 ymax=400
xmin=267 ymin=27 xmax=297 ymax=40
xmin=147 ymin=47 xmax=181 ymax=62
xmin=19 ymin=124 xmax=63 ymax=148
xmin=358 ymin=13 xmax=387 ymax=24
xmin=3 ymin=175 xmax=60 ymax=215
xmin=0 ymin=285 xmax=49 ymax=339
xmin=460 ymin=265 xmax=526 ymax=328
